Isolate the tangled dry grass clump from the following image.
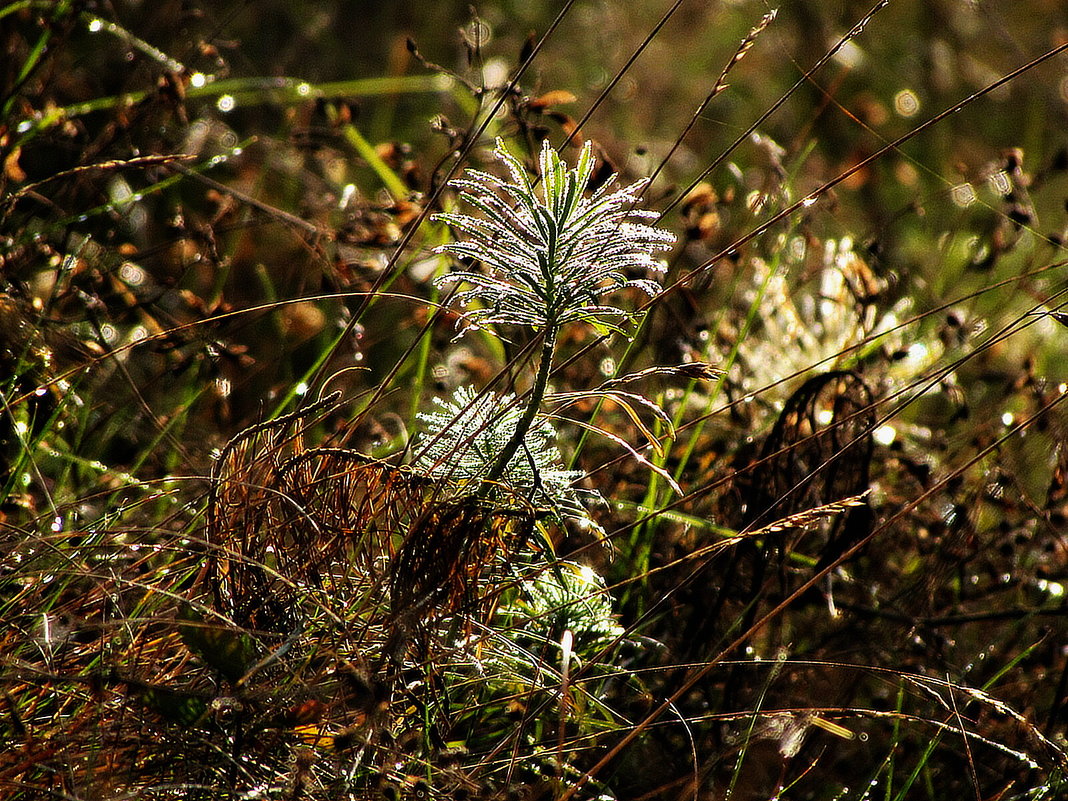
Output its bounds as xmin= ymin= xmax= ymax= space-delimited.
xmin=4 ymin=2 xmax=1068 ymax=800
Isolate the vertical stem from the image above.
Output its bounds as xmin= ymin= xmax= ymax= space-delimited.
xmin=482 ymin=323 xmax=558 ymax=491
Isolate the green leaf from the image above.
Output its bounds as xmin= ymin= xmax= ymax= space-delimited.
xmin=137 ymin=684 xmax=209 ymax=727
xmin=178 ymin=607 xmax=258 ymax=684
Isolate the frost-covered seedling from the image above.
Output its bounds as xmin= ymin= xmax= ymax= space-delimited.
xmin=429 ymin=138 xmax=675 ymax=493
xmin=416 ymin=385 xmax=596 ymax=525
xmin=434 ymin=137 xmax=675 ymax=333
xmin=502 ymin=561 xmax=625 ymax=655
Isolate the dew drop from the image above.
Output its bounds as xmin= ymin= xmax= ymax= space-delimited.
xmin=951 ymin=183 xmax=977 ymax=207
xmin=119 ymin=261 xmax=145 ymax=286
xmin=873 ymin=424 xmax=896 ymax=446
xmin=893 ymin=89 xmax=920 ymax=117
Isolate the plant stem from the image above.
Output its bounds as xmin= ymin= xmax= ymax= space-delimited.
xmin=481 ymin=323 xmax=558 ymax=493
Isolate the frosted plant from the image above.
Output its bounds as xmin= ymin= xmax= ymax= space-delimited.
xmin=728 ymin=238 xmax=933 ymax=406
xmin=434 ymin=136 xmax=675 ymax=333
xmin=431 ymin=138 xmax=675 ymax=490
xmin=501 ymin=561 xmax=624 ymax=655
xmin=416 ymin=385 xmax=597 ymax=525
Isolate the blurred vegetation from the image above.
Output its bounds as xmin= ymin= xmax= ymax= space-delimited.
xmin=3 ymin=1 xmax=1068 ymax=799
